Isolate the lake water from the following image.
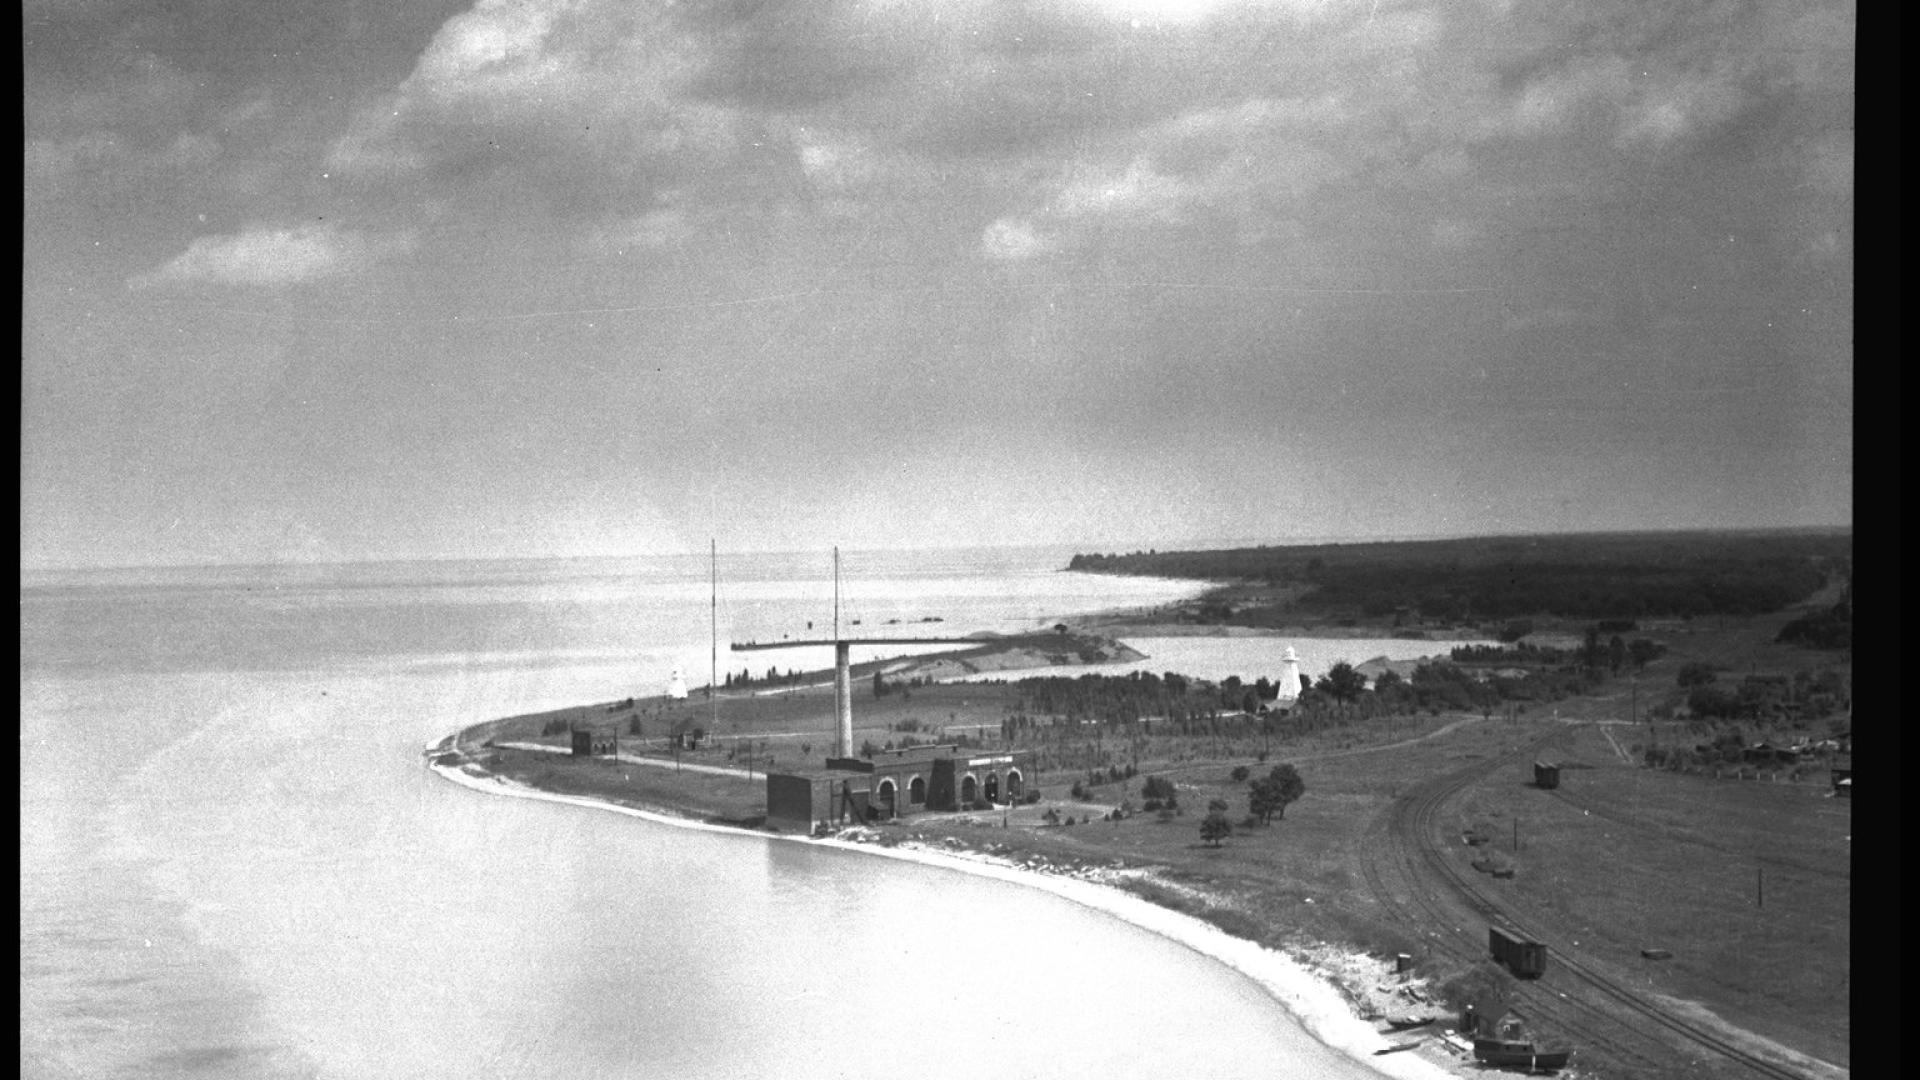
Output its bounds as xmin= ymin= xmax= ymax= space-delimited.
xmin=22 ymin=548 xmax=1438 ymax=1080
xmin=949 ymin=636 xmax=1497 ymax=687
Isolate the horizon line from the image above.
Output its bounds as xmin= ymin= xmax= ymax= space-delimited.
xmin=19 ymin=522 xmax=1854 ymax=577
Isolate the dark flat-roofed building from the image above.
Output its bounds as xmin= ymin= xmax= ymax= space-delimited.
xmin=766 ymin=744 xmax=1037 ymax=830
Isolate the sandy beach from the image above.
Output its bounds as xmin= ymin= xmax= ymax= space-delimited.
xmin=426 ymin=738 xmax=1477 ymax=1080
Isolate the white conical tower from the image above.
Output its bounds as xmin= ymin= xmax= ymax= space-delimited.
xmin=1276 ymin=646 xmax=1302 ymax=702
xmin=666 ymin=667 xmax=688 ymax=701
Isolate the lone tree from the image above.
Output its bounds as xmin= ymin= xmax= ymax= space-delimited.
xmin=1199 ymin=810 xmax=1233 ymax=847
xmin=1320 ymin=661 xmax=1367 ymax=702
xmin=1248 ymin=764 xmax=1306 ymax=825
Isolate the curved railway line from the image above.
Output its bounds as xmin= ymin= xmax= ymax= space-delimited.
xmin=1358 ymin=724 xmax=1823 ymax=1080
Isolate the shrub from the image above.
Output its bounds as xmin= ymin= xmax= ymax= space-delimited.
xmin=1023 ymin=789 xmax=1042 ymax=804
xmin=1143 ymin=798 xmax=1164 ymax=812
xmin=1070 ymin=781 xmax=1088 ymax=800
xmin=1436 ymin=962 xmax=1515 ymax=1019
xmin=1677 ymin=661 xmax=1719 ymax=688
xmin=1230 ymin=765 xmax=1251 ymax=782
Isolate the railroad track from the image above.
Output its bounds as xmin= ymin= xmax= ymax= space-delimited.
xmin=1359 ymin=724 xmax=1819 ymax=1080
xmin=1355 ymin=729 xmax=1677 ymax=1077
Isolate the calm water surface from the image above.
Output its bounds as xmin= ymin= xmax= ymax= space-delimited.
xmin=22 ymin=549 xmax=1403 ymax=1079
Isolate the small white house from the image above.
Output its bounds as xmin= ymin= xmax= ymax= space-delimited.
xmin=666 ymin=667 xmax=688 ymax=700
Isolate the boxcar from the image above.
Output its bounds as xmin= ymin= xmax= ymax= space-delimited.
xmin=1489 ymin=926 xmax=1548 ymax=978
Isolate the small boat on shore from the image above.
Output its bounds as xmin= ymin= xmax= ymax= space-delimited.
xmin=1472 ymin=1037 xmax=1572 ymax=1072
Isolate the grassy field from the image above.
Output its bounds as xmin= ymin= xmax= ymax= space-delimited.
xmin=1448 ymin=724 xmax=1851 ymax=1066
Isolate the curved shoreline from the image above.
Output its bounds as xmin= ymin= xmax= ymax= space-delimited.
xmin=425 ymin=737 xmax=1465 ymax=1080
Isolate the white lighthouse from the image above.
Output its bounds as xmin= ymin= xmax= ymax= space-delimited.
xmin=1276 ymin=646 xmax=1303 ymax=702
xmin=666 ymin=667 xmax=688 ymax=701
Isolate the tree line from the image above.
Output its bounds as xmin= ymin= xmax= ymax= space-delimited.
xmin=1068 ymin=530 xmax=1849 ymax=621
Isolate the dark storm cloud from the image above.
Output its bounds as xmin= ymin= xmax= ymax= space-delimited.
xmin=23 ymin=0 xmax=1853 ymax=565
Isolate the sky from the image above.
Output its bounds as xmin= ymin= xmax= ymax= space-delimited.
xmin=22 ymin=0 xmax=1855 ymax=570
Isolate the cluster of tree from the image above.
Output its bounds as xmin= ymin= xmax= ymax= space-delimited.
xmin=724 ymin=666 xmax=805 ymax=690
xmin=1069 ymin=531 xmax=1849 ymax=621
xmin=1775 ymin=589 xmax=1851 ymax=650
xmin=1678 ymin=668 xmax=1849 ymax=724
xmin=1303 ymin=656 xmax=1604 ymax=718
xmin=1012 ymin=671 xmax=1226 ymax=726
xmin=1246 ymin=764 xmax=1305 ymax=825
xmin=1314 ymin=662 xmax=1369 ymax=702
xmin=1452 ymin=641 xmax=1575 ymax=665
xmin=872 ymin=671 xmax=934 ymax=699
xmin=1579 ymin=628 xmax=1668 ymax=673
xmin=1307 ymin=561 xmax=1826 ymax=621
xmin=1140 ymin=774 xmax=1179 ymax=811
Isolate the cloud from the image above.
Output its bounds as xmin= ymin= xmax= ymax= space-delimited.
xmin=585 ymin=203 xmax=696 ymax=252
xmin=23 ymin=131 xmax=129 ymax=184
xmin=981 ymin=217 xmax=1055 ymax=261
xmin=130 ymin=223 xmax=417 ymax=289
xmin=972 ymin=92 xmax=1361 ymax=259
xmin=325 ymin=0 xmax=707 ymax=182
xmin=1614 ymin=75 xmax=1747 ymax=151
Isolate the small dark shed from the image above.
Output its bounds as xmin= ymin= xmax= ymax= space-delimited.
xmin=1533 ymin=761 xmax=1560 ymax=789
xmin=669 ymin=719 xmax=705 ymax=750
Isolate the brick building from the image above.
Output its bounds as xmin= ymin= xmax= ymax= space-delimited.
xmin=765 ymin=744 xmax=1037 ymax=830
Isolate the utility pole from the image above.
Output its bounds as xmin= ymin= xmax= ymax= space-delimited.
xmin=710 ymin=538 xmax=718 ymax=741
